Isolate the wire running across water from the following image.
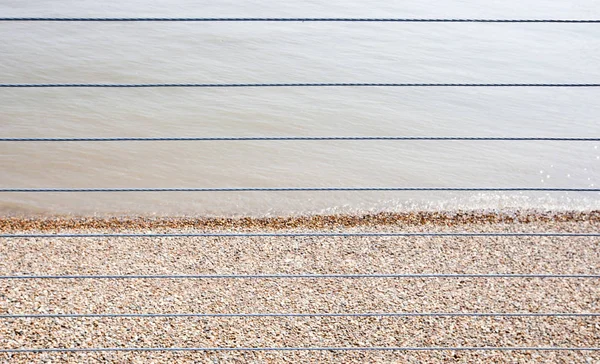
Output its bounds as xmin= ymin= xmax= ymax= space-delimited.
xmin=2 ymin=83 xmax=600 ymax=88
xmin=1 ymin=17 xmax=600 ymax=23
xmin=1 ymin=136 xmax=599 ymax=142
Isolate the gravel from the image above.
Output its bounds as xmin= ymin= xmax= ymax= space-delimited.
xmin=0 ymin=211 xmax=598 ymax=363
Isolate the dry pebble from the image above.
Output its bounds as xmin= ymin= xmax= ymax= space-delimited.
xmin=0 ymin=210 xmax=599 ymax=363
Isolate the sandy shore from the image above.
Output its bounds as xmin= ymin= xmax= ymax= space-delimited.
xmin=0 ymin=211 xmax=599 ymax=363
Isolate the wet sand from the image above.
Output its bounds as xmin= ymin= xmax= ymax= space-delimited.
xmin=0 ymin=211 xmax=599 ymax=363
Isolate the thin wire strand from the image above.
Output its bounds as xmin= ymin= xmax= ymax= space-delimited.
xmin=2 ymin=83 xmax=600 ymax=88
xmin=1 ymin=347 xmax=598 ymax=353
xmin=1 ymin=273 xmax=597 ymax=279
xmin=1 ymin=187 xmax=598 ymax=192
xmin=1 ymin=18 xmax=599 ymax=23
xmin=1 ymin=312 xmax=598 ymax=319
xmin=1 ymin=137 xmax=599 ymax=142
xmin=1 ymin=232 xmax=598 ymax=238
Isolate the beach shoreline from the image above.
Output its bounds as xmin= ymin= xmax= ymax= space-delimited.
xmin=1 ymin=209 xmax=598 ymax=232
xmin=1 ymin=211 xmax=599 ymax=363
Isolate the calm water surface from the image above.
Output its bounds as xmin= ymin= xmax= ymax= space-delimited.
xmin=1 ymin=0 xmax=599 ymax=216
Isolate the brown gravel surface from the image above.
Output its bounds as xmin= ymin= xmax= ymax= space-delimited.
xmin=0 ymin=211 xmax=599 ymax=363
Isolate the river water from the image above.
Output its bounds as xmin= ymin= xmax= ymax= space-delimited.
xmin=1 ymin=0 xmax=599 ymax=216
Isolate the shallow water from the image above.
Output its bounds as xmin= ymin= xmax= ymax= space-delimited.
xmin=0 ymin=0 xmax=599 ymax=216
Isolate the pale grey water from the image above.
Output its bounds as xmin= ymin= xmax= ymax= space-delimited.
xmin=0 ymin=0 xmax=599 ymax=216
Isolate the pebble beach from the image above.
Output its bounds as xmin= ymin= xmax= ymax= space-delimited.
xmin=0 ymin=210 xmax=599 ymax=363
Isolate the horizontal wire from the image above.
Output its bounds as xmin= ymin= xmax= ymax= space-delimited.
xmin=2 ymin=83 xmax=600 ymax=88
xmin=1 ymin=312 xmax=598 ymax=319
xmin=1 ymin=273 xmax=597 ymax=279
xmin=1 ymin=18 xmax=599 ymax=23
xmin=1 ymin=347 xmax=598 ymax=353
xmin=1 ymin=187 xmax=598 ymax=192
xmin=1 ymin=136 xmax=599 ymax=142
xmin=2 ymin=232 xmax=598 ymax=238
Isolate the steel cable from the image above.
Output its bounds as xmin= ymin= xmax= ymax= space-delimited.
xmin=1 ymin=346 xmax=599 ymax=353
xmin=1 ymin=187 xmax=598 ymax=192
xmin=1 ymin=136 xmax=599 ymax=142
xmin=1 ymin=232 xmax=598 ymax=238
xmin=2 ymin=83 xmax=600 ymax=88
xmin=1 ymin=312 xmax=598 ymax=319
xmin=1 ymin=273 xmax=597 ymax=279
xmin=1 ymin=18 xmax=600 ymax=23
